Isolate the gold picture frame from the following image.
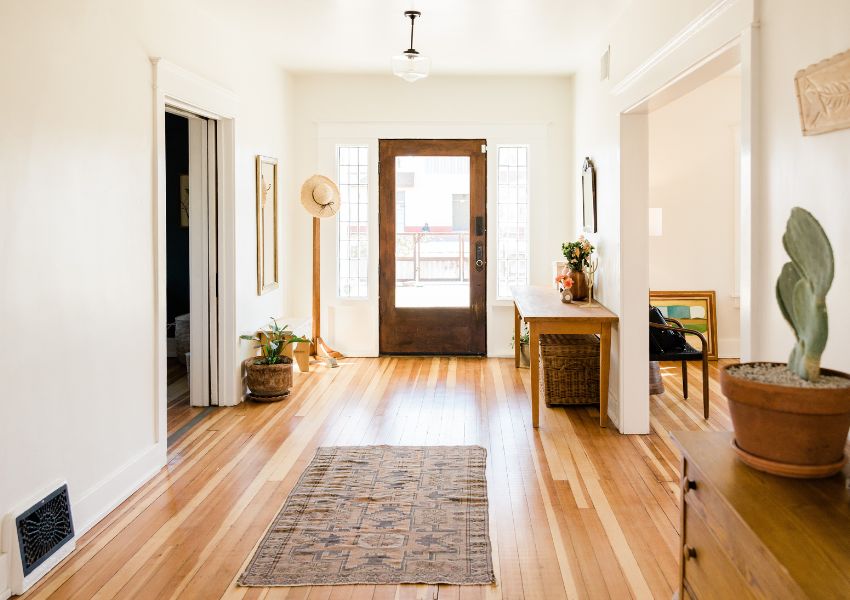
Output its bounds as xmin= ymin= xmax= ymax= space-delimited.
xmin=256 ymin=155 xmax=279 ymax=295
xmin=649 ymin=290 xmax=718 ymax=360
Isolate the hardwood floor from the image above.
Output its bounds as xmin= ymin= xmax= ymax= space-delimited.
xmin=166 ymin=358 xmax=207 ymax=445
xmin=22 ymin=358 xmax=737 ymax=600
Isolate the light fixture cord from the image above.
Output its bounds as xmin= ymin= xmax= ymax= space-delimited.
xmin=409 ymin=13 xmax=416 ymax=51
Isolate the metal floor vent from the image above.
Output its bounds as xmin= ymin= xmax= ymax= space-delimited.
xmin=16 ymin=484 xmax=74 ymax=576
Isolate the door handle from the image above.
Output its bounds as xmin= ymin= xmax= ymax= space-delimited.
xmin=475 ymin=241 xmax=485 ymax=271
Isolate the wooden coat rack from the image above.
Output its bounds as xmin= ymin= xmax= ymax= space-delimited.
xmin=312 ymin=216 xmax=342 ymax=359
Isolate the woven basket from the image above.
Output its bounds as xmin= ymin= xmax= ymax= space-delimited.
xmin=539 ymin=334 xmax=600 ymax=406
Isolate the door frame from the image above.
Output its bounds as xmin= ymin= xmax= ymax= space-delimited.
xmin=610 ymin=13 xmax=757 ymax=432
xmin=153 ymin=58 xmax=238 ymax=457
xmin=377 ymin=139 xmax=487 ymax=355
xmin=315 ymin=122 xmax=549 ymax=358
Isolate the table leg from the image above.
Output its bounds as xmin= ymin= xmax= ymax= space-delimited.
xmin=599 ymin=322 xmax=611 ymax=427
xmin=530 ymin=326 xmax=540 ymax=428
xmin=514 ymin=304 xmax=521 ymax=368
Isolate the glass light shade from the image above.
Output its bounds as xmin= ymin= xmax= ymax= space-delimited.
xmin=392 ymin=52 xmax=430 ymax=82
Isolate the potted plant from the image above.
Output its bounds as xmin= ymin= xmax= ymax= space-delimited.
xmin=561 ymin=235 xmax=594 ymax=300
xmin=720 ymin=207 xmax=850 ymax=478
xmin=240 ymin=318 xmax=310 ymax=402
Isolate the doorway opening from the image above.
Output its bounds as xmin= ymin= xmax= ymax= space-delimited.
xmin=646 ymin=62 xmax=742 ymax=414
xmin=164 ymin=107 xmax=219 ymax=447
xmin=378 ymin=139 xmax=487 ymax=355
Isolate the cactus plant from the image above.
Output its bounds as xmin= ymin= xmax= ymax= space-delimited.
xmin=775 ymin=207 xmax=834 ymax=381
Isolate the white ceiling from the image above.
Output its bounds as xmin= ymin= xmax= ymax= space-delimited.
xmin=200 ymin=0 xmax=629 ymax=75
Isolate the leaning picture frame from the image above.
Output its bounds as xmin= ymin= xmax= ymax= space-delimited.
xmin=256 ymin=155 xmax=279 ymax=295
xmin=649 ymin=290 xmax=718 ymax=360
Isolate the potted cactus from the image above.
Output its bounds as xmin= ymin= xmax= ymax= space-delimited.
xmin=240 ymin=319 xmax=310 ymax=401
xmin=720 ymin=207 xmax=850 ymax=478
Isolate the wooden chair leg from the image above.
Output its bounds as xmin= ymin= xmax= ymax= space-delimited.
xmin=681 ymin=360 xmax=689 ymax=399
xmin=702 ymin=355 xmax=710 ymax=419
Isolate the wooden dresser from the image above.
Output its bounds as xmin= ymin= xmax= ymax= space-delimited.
xmin=672 ymin=431 xmax=850 ymax=599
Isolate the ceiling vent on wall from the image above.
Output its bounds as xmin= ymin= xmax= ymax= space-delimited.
xmin=2 ymin=483 xmax=76 ymax=595
xmin=601 ymin=46 xmax=611 ymax=81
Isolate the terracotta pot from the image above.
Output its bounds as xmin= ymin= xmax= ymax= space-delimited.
xmin=720 ymin=362 xmax=850 ymax=478
xmin=567 ymin=269 xmax=588 ymax=300
xmin=244 ymin=357 xmax=293 ymax=400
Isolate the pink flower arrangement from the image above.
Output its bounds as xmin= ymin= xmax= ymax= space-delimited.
xmin=555 ymin=273 xmax=574 ymax=289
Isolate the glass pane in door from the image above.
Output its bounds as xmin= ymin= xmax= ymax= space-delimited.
xmin=395 ymin=155 xmax=470 ymax=307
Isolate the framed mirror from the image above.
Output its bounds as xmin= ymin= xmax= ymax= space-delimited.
xmin=582 ymin=157 xmax=597 ymax=233
xmin=256 ymin=155 xmax=279 ymax=295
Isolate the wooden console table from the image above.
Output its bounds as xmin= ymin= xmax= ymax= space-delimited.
xmin=672 ymin=431 xmax=850 ymax=599
xmin=511 ymin=285 xmax=618 ymax=428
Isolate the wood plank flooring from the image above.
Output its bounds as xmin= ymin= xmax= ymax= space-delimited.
xmin=22 ymin=358 xmax=737 ymax=600
xmin=166 ymin=358 xmax=206 ymax=443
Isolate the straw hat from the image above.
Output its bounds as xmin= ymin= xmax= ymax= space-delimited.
xmin=300 ymin=174 xmax=340 ymax=218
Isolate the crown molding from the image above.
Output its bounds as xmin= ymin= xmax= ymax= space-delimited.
xmin=611 ymin=0 xmax=741 ymax=96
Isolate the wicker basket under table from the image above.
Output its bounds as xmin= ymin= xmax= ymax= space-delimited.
xmin=539 ymin=334 xmax=600 ymax=406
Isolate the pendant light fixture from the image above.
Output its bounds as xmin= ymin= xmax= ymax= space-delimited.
xmin=392 ymin=10 xmax=430 ymax=82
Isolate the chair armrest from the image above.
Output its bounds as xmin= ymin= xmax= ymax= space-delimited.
xmin=649 ymin=322 xmax=708 ymax=353
xmin=665 ymin=317 xmax=684 ymax=328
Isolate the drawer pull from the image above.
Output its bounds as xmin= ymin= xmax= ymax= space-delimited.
xmin=684 ymin=546 xmax=697 ymax=561
xmin=683 ymin=478 xmax=697 ymax=493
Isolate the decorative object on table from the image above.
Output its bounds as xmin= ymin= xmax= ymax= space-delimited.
xmin=584 ymin=255 xmax=598 ymax=306
xmin=391 ymin=10 xmax=430 ymax=82
xmin=511 ymin=321 xmax=530 ymax=368
xmin=539 ymin=334 xmax=600 ymax=407
xmin=581 ymin=157 xmax=597 ymax=233
xmin=649 ymin=290 xmax=718 ymax=360
xmin=240 ymin=318 xmax=310 ymax=401
xmin=555 ymin=272 xmax=573 ymax=303
xmin=239 ymin=445 xmax=494 ymax=587
xmin=794 ymin=48 xmax=850 ymax=136
xmin=561 ymin=235 xmax=595 ymax=300
xmin=551 ymin=260 xmax=568 ymax=288
xmin=179 ymin=174 xmax=189 ymax=227
xmin=256 ymin=156 xmax=279 ymax=295
xmin=649 ymin=305 xmax=709 ymax=417
xmin=721 ymin=207 xmax=850 ymax=478
xmin=300 ymin=174 xmax=344 ymax=361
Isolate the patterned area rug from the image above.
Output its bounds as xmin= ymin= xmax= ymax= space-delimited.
xmin=239 ymin=445 xmax=495 ymax=587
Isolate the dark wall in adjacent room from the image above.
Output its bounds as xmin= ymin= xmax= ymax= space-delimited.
xmin=166 ymin=113 xmax=190 ymax=331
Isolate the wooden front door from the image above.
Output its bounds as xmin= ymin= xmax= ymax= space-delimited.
xmin=379 ymin=139 xmax=487 ymax=354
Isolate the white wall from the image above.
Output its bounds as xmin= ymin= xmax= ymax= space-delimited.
xmin=649 ymin=71 xmax=742 ymax=358
xmin=288 ymin=74 xmax=574 ymax=357
xmin=0 ymin=0 xmax=291 ymax=589
xmin=753 ymin=2 xmax=850 ymax=370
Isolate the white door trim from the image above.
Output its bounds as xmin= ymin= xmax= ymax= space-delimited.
xmin=611 ymin=1 xmax=757 ymax=433
xmin=152 ymin=58 xmax=238 ymax=457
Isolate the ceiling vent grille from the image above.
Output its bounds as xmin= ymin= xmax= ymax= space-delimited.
xmin=3 ymin=482 xmax=76 ymax=595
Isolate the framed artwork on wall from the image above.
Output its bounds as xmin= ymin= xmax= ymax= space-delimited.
xmin=581 ymin=157 xmax=597 ymax=233
xmin=649 ymin=290 xmax=718 ymax=360
xmin=256 ymin=155 xmax=279 ymax=295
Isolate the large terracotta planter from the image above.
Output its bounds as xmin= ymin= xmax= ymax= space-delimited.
xmin=720 ymin=362 xmax=850 ymax=478
xmin=567 ymin=269 xmax=588 ymax=300
xmin=244 ymin=357 xmax=293 ymax=401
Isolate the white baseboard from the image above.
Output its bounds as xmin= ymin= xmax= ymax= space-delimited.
xmin=72 ymin=443 xmax=165 ymax=536
xmin=0 ymin=552 xmax=9 ymax=600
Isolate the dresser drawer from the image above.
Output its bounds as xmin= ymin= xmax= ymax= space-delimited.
xmin=683 ymin=501 xmax=756 ymax=600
